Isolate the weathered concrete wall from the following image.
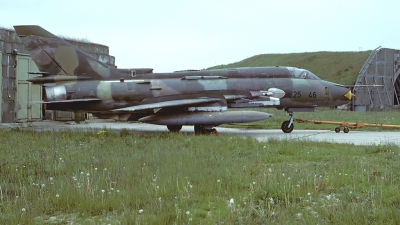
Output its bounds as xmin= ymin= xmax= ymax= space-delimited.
xmin=0 ymin=28 xmax=18 ymax=122
xmin=67 ymin=40 xmax=115 ymax=66
xmin=0 ymin=28 xmax=25 ymax=54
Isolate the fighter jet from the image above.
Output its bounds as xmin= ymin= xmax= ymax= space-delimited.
xmin=13 ymin=25 xmax=353 ymax=134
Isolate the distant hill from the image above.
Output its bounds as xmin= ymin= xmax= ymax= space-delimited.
xmin=208 ymin=51 xmax=371 ymax=85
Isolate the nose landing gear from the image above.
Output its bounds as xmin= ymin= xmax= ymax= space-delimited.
xmin=281 ymin=111 xmax=294 ymax=133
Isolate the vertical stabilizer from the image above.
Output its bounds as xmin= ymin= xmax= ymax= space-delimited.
xmin=13 ymin=25 xmax=109 ymax=79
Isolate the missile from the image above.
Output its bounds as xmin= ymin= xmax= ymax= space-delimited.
xmin=139 ymin=110 xmax=272 ymax=126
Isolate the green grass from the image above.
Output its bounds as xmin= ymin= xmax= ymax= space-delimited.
xmin=0 ymin=129 xmax=399 ymax=224
xmin=209 ymin=51 xmax=371 ymax=85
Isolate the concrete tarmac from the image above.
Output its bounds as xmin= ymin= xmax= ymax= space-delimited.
xmin=2 ymin=120 xmax=399 ymax=146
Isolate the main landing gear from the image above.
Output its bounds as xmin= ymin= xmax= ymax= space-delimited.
xmin=167 ymin=125 xmax=218 ymax=135
xmin=167 ymin=125 xmax=182 ymax=132
xmin=281 ymin=111 xmax=294 ymax=133
xmin=194 ymin=125 xmax=218 ymax=135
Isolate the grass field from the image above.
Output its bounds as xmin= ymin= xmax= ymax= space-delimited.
xmin=1 ymin=120 xmax=400 ymax=224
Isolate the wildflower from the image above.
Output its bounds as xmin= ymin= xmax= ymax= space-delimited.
xmin=269 ymin=197 xmax=274 ymax=204
xmin=308 ymin=193 xmax=311 ymax=196
xmin=186 ymin=211 xmax=190 ymax=215
xmin=97 ymin=130 xmax=106 ymax=135
xmin=253 ymin=181 xmax=256 ymax=185
xmin=41 ymin=184 xmax=45 ymax=188
xmin=86 ymin=173 xmax=90 ymax=177
xmin=50 ymin=177 xmax=54 ymax=181
xmin=56 ymin=194 xmax=59 ymax=198
xmin=268 ymin=168 xmax=272 ymax=172
xmin=95 ymin=168 xmax=98 ymax=171
xmin=326 ymin=195 xmax=331 ymax=200
xmin=217 ymin=179 xmax=221 ymax=183
xmin=116 ymin=190 xmax=120 ymax=193
xmin=229 ymin=198 xmax=234 ymax=204
xmin=102 ymin=190 xmax=105 ymax=193
xmin=139 ymin=209 xmax=143 ymax=214
xmin=22 ymin=208 xmax=26 ymax=212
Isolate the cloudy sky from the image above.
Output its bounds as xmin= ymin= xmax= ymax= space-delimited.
xmin=1 ymin=0 xmax=399 ymax=72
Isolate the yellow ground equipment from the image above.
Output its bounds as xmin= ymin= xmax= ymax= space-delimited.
xmin=294 ymin=118 xmax=400 ymax=133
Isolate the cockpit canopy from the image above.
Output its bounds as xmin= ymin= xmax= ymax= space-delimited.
xmin=287 ymin=67 xmax=320 ymax=80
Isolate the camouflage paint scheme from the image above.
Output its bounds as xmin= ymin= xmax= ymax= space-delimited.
xmin=13 ymin=25 xmax=352 ymax=134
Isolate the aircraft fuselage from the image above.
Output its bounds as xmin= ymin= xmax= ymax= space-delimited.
xmin=44 ymin=67 xmax=350 ymax=113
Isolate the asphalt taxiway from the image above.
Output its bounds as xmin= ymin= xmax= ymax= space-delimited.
xmin=2 ymin=120 xmax=400 ymax=146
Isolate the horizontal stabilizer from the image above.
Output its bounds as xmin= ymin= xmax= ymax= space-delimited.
xmin=112 ymin=98 xmax=221 ymax=112
xmin=32 ymin=98 xmax=102 ymax=104
xmin=28 ymin=71 xmax=50 ymax=75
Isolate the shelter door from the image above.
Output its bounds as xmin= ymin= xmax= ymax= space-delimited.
xmin=16 ymin=55 xmax=42 ymax=122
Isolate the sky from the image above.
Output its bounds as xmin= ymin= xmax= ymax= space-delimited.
xmin=1 ymin=0 xmax=399 ymax=72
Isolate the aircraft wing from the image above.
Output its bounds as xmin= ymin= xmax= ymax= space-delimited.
xmin=112 ymin=98 xmax=221 ymax=112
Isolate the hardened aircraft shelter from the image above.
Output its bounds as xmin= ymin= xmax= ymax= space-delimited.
xmin=352 ymin=47 xmax=400 ymax=111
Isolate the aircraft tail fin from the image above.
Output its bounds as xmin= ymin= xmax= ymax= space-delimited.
xmin=13 ymin=25 xmax=109 ymax=79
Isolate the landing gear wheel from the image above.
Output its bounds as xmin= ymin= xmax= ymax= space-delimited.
xmin=194 ymin=125 xmax=202 ymax=135
xmin=194 ymin=125 xmax=218 ymax=135
xmin=211 ymin=128 xmax=219 ymax=135
xmin=167 ymin=125 xmax=182 ymax=132
xmin=281 ymin=120 xmax=294 ymax=133
xmin=334 ymin=127 xmax=341 ymax=133
xmin=343 ymin=127 xmax=349 ymax=133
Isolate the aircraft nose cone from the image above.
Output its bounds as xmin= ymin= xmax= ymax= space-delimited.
xmin=343 ymin=90 xmax=353 ymax=101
